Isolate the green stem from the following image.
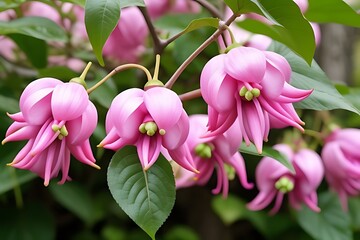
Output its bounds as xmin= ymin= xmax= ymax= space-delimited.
xmin=87 ymin=64 xmax=152 ymax=94
xmin=10 ymin=168 xmax=23 ymax=209
xmin=165 ymin=13 xmax=239 ymax=89
xmin=153 ymin=54 xmax=161 ymax=80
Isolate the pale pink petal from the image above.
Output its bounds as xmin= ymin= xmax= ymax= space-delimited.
xmin=224 ymin=47 xmax=266 ymax=83
xmin=66 ymin=101 xmax=98 ymax=145
xmin=162 ymin=110 xmax=189 ymax=150
xmin=144 ymin=87 xmax=183 ymax=130
xmin=52 ymin=83 xmax=89 ymax=121
xmin=21 ymin=88 xmax=54 ymax=125
xmin=136 ymin=134 xmax=162 ymax=170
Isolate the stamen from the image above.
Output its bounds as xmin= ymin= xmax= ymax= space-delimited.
xmin=195 ymin=143 xmax=212 ymax=158
xmin=159 ymin=129 xmax=166 ymax=135
xmin=275 ymin=176 xmax=294 ymax=193
xmin=239 ymin=86 xmax=247 ymax=97
xmin=245 ymin=91 xmax=254 ymax=101
xmin=251 ymin=88 xmax=261 ymax=97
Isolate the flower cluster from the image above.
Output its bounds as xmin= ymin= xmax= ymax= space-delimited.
xmin=3 ymin=78 xmax=98 ymax=186
xmin=248 ymin=144 xmax=324 ymax=214
xmin=200 ymin=46 xmax=312 ymax=153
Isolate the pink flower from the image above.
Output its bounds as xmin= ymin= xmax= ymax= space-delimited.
xmin=200 ymin=47 xmax=311 ymax=153
xmin=175 ymin=115 xmax=253 ymax=197
xmin=247 ymin=144 xmax=324 ymax=214
xmin=99 ymin=87 xmax=197 ymax=172
xmin=3 ymin=78 xmax=98 ymax=186
xmin=103 ymin=7 xmax=148 ymax=63
xmin=145 ymin=0 xmax=200 ymax=19
xmin=321 ymin=128 xmax=360 ymax=210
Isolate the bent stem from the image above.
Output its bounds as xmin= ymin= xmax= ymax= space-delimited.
xmin=179 ymin=89 xmax=202 ymax=101
xmin=10 ymin=167 xmax=23 ymax=209
xmin=87 ymin=64 xmax=152 ymax=94
xmin=165 ymin=13 xmax=239 ymax=89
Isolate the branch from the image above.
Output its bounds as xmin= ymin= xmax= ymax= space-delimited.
xmin=165 ymin=13 xmax=239 ymax=89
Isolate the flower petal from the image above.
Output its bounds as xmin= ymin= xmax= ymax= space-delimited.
xmin=144 ymin=87 xmax=183 ymax=130
xmin=225 ymin=47 xmax=266 ymax=83
xmin=51 ymin=83 xmax=89 ymax=121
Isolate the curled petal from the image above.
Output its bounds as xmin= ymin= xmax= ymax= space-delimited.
xmin=66 ymin=101 xmax=98 ymax=145
xmin=162 ymin=110 xmax=189 ymax=150
xmin=144 ymin=87 xmax=183 ymax=130
xmin=21 ymin=88 xmax=54 ymax=125
xmin=200 ymin=54 xmax=236 ymax=112
xmin=261 ymin=60 xmax=285 ymax=99
xmin=293 ymin=149 xmax=324 ymax=193
xmin=168 ymin=145 xmax=198 ymax=173
xmin=52 ymin=83 xmax=89 ymax=121
xmin=136 ymin=134 xmax=162 ymax=170
xmin=264 ymin=51 xmax=291 ymax=83
xmin=225 ymin=47 xmax=266 ymax=83
xmin=19 ymin=78 xmax=62 ymax=110
xmin=247 ymin=189 xmax=277 ymax=211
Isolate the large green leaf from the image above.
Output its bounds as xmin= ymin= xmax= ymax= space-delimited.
xmin=85 ymin=0 xmax=121 ymax=66
xmin=240 ymin=142 xmax=295 ymax=173
xmin=9 ymin=34 xmax=48 ymax=69
xmin=107 ymin=146 xmax=176 ymax=240
xmin=0 ymin=17 xmax=67 ymax=42
xmin=306 ymin=0 xmax=360 ymax=27
xmin=295 ymin=192 xmax=352 ymax=240
xmin=268 ymin=42 xmax=360 ymax=115
xmin=236 ymin=0 xmax=315 ymax=64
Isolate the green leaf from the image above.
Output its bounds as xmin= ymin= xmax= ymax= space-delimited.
xmin=0 ymin=0 xmax=25 ymax=11
xmin=0 ymin=167 xmax=36 ymax=195
xmin=120 ymin=0 xmax=145 ymax=8
xmin=182 ymin=17 xmax=219 ymax=34
xmin=38 ymin=66 xmax=79 ymax=80
xmin=0 ymin=203 xmax=55 ymax=240
xmin=240 ymin=142 xmax=295 ymax=173
xmin=306 ymin=0 xmax=360 ymax=27
xmin=0 ymin=95 xmax=19 ymax=113
xmin=107 ymin=146 xmax=176 ymax=239
xmin=59 ymin=0 xmax=86 ymax=6
xmin=224 ymin=0 xmax=243 ymax=14
xmin=49 ymin=182 xmax=97 ymax=225
xmin=236 ymin=0 xmax=315 ymax=64
xmin=9 ymin=34 xmax=48 ymax=69
xmin=295 ymin=192 xmax=352 ymax=240
xmin=212 ymin=194 xmax=247 ymax=225
xmin=0 ymin=17 xmax=67 ymax=42
xmin=349 ymin=197 xmax=360 ymax=231
xmin=268 ymin=41 xmax=360 ymax=115
xmin=85 ymin=0 xmax=121 ymax=66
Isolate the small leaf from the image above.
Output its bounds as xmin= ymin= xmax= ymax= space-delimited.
xmin=0 ymin=17 xmax=67 ymax=42
xmin=9 ymin=34 xmax=48 ymax=69
xmin=212 ymin=194 xmax=247 ymax=225
xmin=120 ymin=0 xmax=145 ymax=8
xmin=306 ymin=0 xmax=360 ymax=27
xmin=85 ymin=0 xmax=121 ymax=66
xmin=268 ymin=41 xmax=360 ymax=115
xmin=182 ymin=18 xmax=219 ymax=34
xmin=295 ymin=191 xmax=352 ymax=240
xmin=107 ymin=146 xmax=176 ymax=239
xmin=38 ymin=66 xmax=79 ymax=80
xmin=240 ymin=142 xmax=294 ymax=173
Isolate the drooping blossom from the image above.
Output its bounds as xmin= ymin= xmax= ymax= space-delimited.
xmin=99 ymin=87 xmax=197 ymax=172
xmin=103 ymin=7 xmax=148 ymax=63
xmin=174 ymin=114 xmax=253 ymax=197
xmin=247 ymin=144 xmax=324 ymax=214
xmin=200 ymin=46 xmax=312 ymax=153
xmin=321 ymin=128 xmax=360 ymax=210
xmin=3 ymin=78 xmax=98 ymax=186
